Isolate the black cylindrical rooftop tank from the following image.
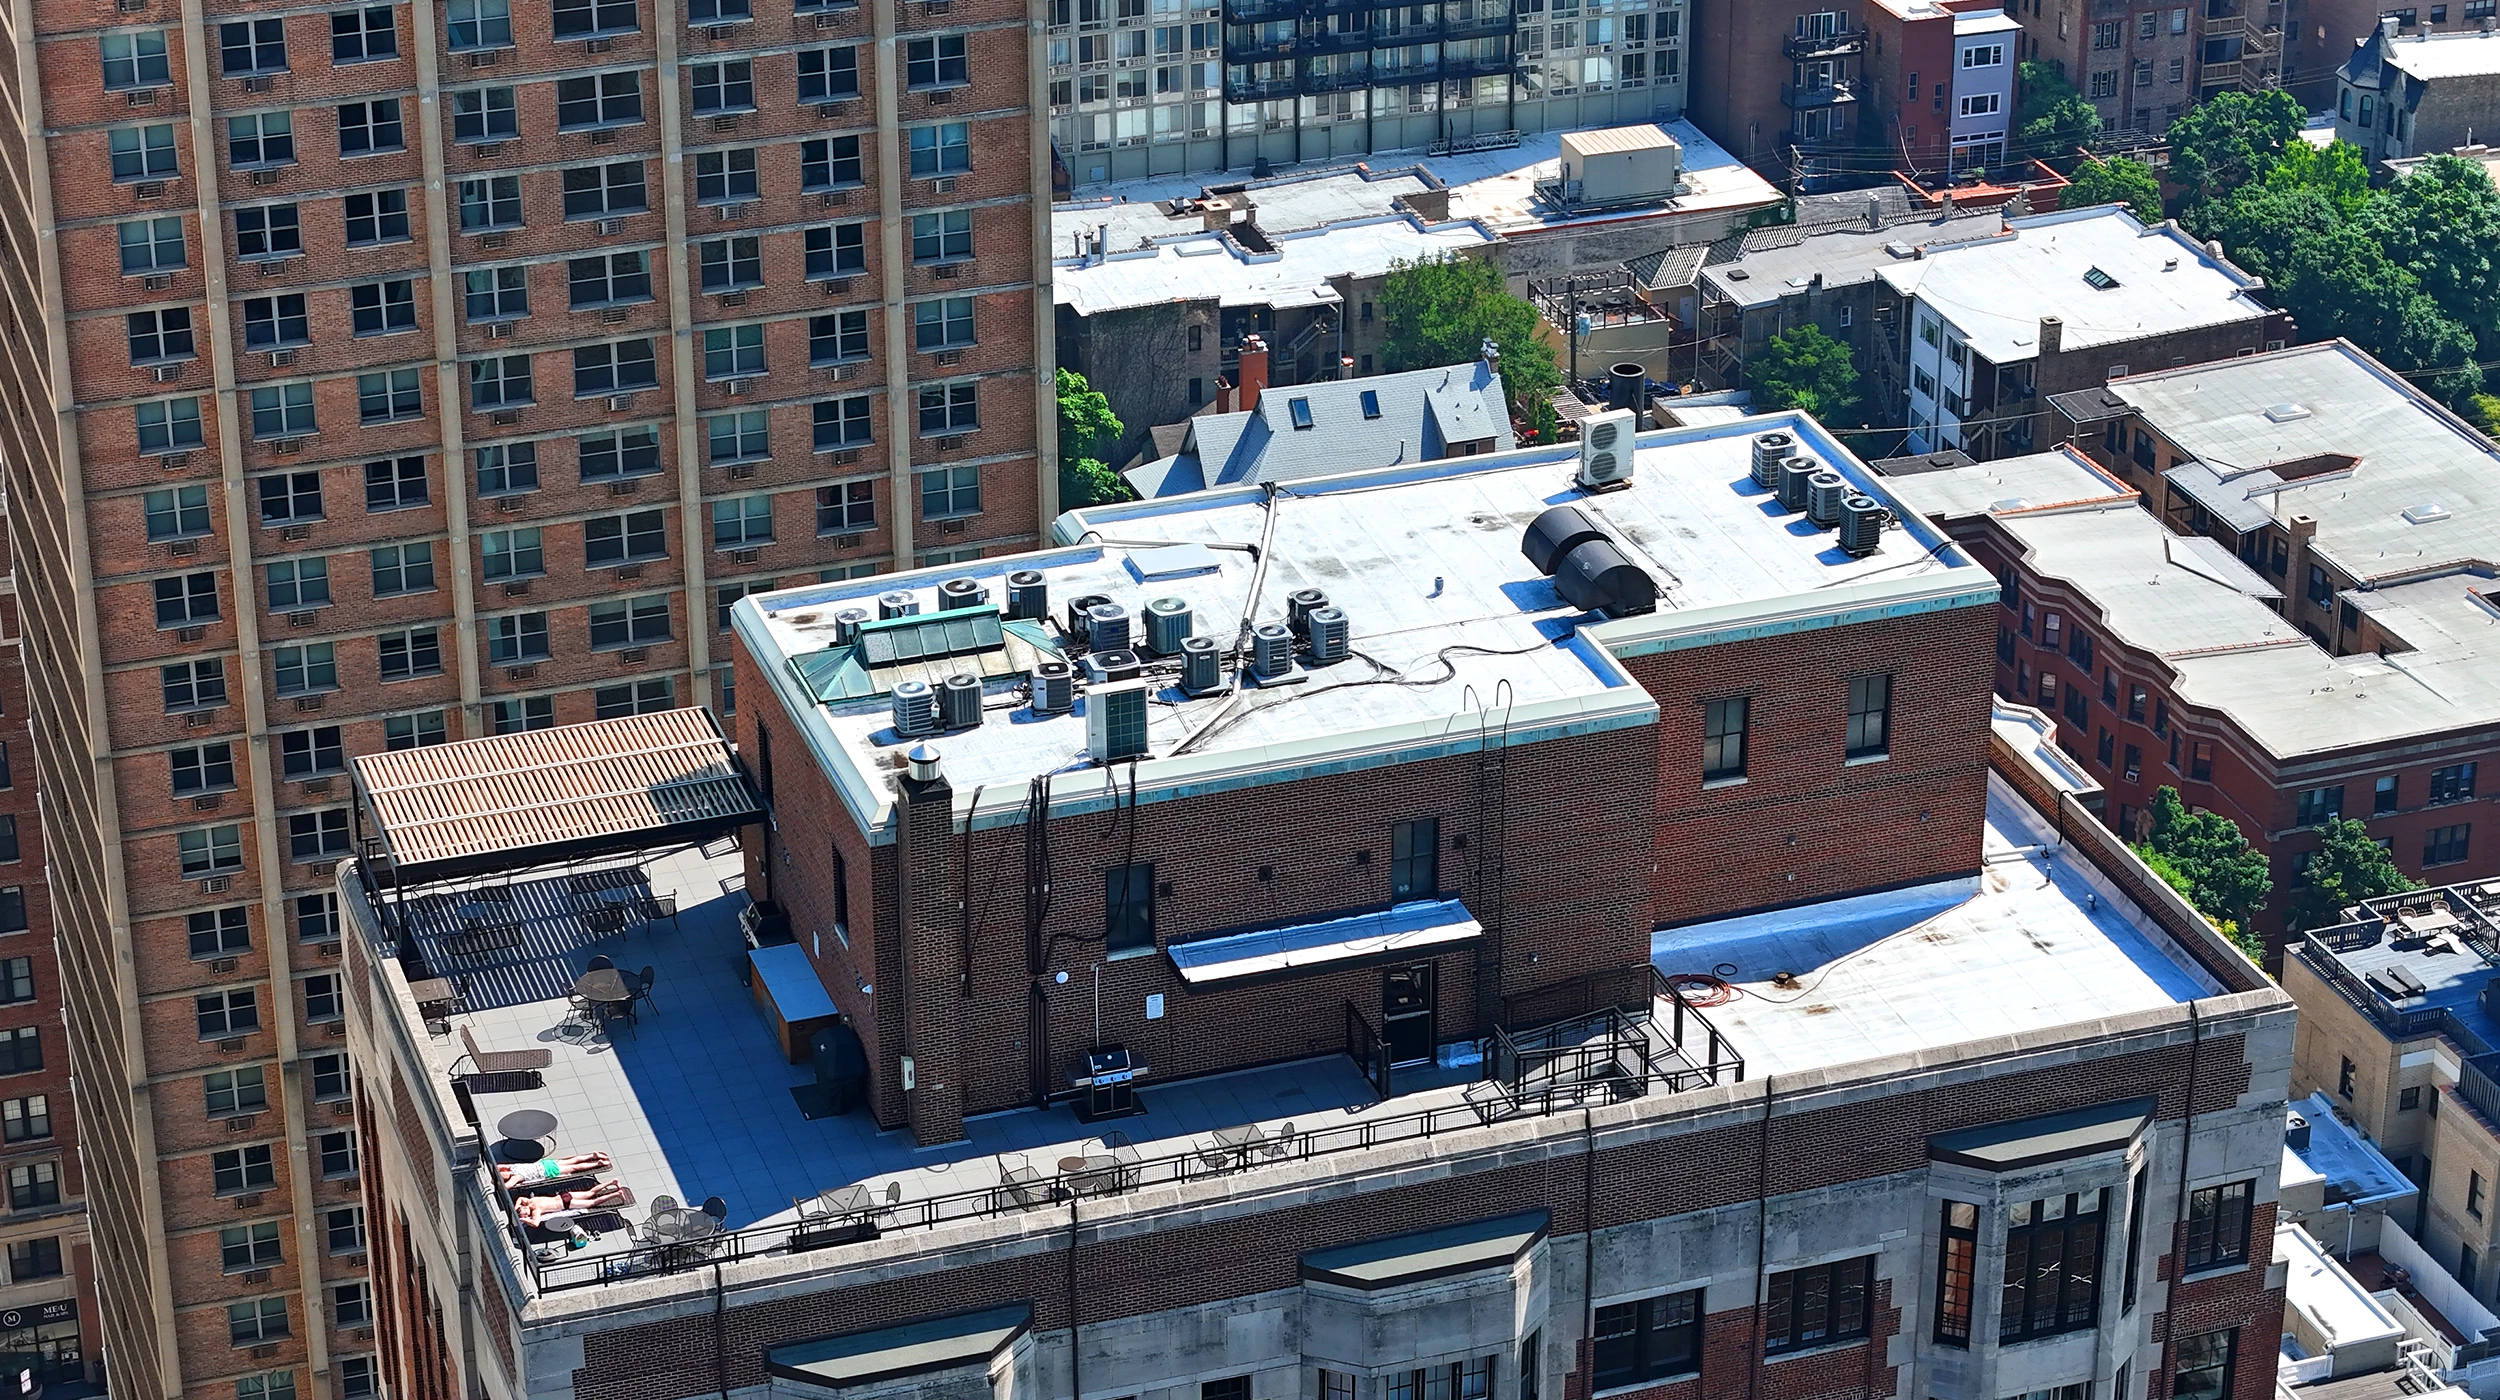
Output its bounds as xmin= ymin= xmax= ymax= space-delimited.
xmin=1522 ymin=504 xmax=1609 ymax=576
xmin=1553 ymin=538 xmax=1658 ymax=618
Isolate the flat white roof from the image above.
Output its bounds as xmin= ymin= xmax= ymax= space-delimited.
xmin=1053 ymin=212 xmax=1498 ymax=318
xmin=2278 ymin=1223 xmax=2407 ymax=1352
xmin=736 ymin=415 xmax=1989 ymax=840
xmin=2375 ymin=27 xmax=2500 ymax=80
xmin=1954 ymin=9 xmax=2022 ymax=34
xmin=1884 ymin=206 xmax=2274 ymax=363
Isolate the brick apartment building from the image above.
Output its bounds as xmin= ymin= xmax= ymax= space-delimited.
xmin=1883 ymin=341 xmax=2500 ymax=947
xmin=339 ymin=414 xmax=2291 ymax=1400
xmin=2007 ymin=0 xmax=2280 ymax=139
xmin=0 ymin=0 xmax=1059 ymax=1390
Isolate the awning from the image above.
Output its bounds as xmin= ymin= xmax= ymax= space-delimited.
xmin=1301 ymin=1210 xmax=1549 ymax=1290
xmin=351 ymin=708 xmax=758 ymax=885
xmin=1930 ymin=1097 xmax=2155 ymax=1171
xmin=765 ymin=1304 xmax=1032 ymax=1390
xmin=1165 ymin=899 xmax=1482 ymax=985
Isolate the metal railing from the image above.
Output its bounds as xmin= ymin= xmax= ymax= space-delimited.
xmin=1346 ymin=999 xmax=1393 ymax=1099
xmin=1783 ymin=25 xmax=1866 ymax=58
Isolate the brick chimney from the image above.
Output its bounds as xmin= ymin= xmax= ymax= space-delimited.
xmin=893 ymin=744 xmax=966 ymax=1146
xmin=2039 ymin=315 xmax=2063 ymax=356
xmin=1238 ymin=334 xmax=1270 ymax=412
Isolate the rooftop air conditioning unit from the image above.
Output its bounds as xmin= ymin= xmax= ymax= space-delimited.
xmin=1838 ymin=495 xmax=1887 ymax=557
xmin=1577 ymin=408 xmax=1635 ymax=490
xmin=1086 ymin=679 xmax=1152 ymax=762
xmin=1143 ymin=597 xmax=1191 ymax=655
xmin=891 ymin=680 xmax=939 ymax=738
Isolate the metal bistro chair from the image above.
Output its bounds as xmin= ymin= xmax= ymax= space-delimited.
xmin=633 ymin=965 xmax=659 ymax=1017
xmin=642 ymin=893 xmax=680 ymax=936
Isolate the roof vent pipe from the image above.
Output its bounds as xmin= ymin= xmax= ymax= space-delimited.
xmin=905 ymin=743 xmax=943 ymax=782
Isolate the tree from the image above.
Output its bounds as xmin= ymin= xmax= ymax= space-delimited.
xmin=2288 ymin=818 xmax=2421 ymax=934
xmin=2463 ymin=394 xmax=2500 ymax=440
xmin=1749 ymin=325 xmax=1860 ymax=422
xmin=1055 ymin=367 xmax=1131 ymax=510
xmin=2061 ymin=156 xmax=2162 ymax=223
xmin=2359 ymin=154 xmax=2500 ymax=349
xmin=2015 ymin=61 xmax=2101 ymax=154
xmin=2261 ymin=139 xmax=2374 ymax=220
xmin=1378 ymin=254 xmax=1562 ymax=417
xmin=2169 ymin=89 xmax=2305 ymax=232
xmin=2139 ymin=786 xmax=2273 ymax=933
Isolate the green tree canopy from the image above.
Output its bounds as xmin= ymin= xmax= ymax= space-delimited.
xmin=2359 ymin=154 xmax=2500 ymax=349
xmin=1378 ymin=254 xmax=1562 ymax=417
xmin=2139 ymin=786 xmax=2273 ymax=933
xmin=1055 ymin=367 xmax=1131 ymax=511
xmin=1749 ymin=325 xmax=1860 ymax=423
xmin=2015 ymin=61 xmax=2101 ymax=153
xmin=2170 ymin=89 xmax=2305 ymax=231
xmin=2288 ymin=818 xmax=2421 ymax=934
xmin=2061 ymin=156 xmax=2162 ymax=223
xmin=2261 ymin=139 xmax=2374 ymax=220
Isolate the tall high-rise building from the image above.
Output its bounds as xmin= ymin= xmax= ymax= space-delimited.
xmin=0 ymin=0 xmax=1055 ymax=1389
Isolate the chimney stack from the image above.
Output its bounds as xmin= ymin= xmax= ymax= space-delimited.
xmin=1238 ymin=334 xmax=1270 ymax=412
xmin=2038 ymin=316 xmax=2063 ymax=356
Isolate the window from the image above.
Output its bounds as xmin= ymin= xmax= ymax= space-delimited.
xmin=145 ymin=485 xmax=212 ymax=541
xmin=309 ymin=1052 xmax=349 ymax=1100
xmin=2296 ymin=786 xmax=2344 ymax=826
xmin=801 ymin=135 xmax=863 ymax=188
xmin=1201 ymin=1381 xmax=1250 ymax=1400
xmin=712 ymin=495 xmax=773 ymax=547
xmin=385 ymin=711 xmax=447 ymax=750
xmin=914 ymin=296 xmax=974 ymax=350
xmin=357 ymin=369 xmax=421 ymax=423
xmin=703 ymin=325 xmax=766 ymax=379
xmin=595 ymin=678 xmax=674 ymax=717
xmin=909 ymin=122 xmax=971 ymax=175
xmin=2001 ymin=1188 xmax=2107 ymax=1342
xmin=447 ymin=0 xmax=511 ymax=46
xmin=332 ymin=6 xmax=396 ymax=60
xmin=155 ymin=572 xmax=220 ymax=626
xmin=222 ymin=1221 xmax=285 ymax=1272
xmin=453 ymin=86 xmax=517 ymax=142
xmin=280 ymin=726 xmax=343 ymax=778
xmin=906 ymin=33 xmax=968 ymax=87
xmin=103 ymin=30 xmax=172 ymax=88
xmin=475 ymin=442 xmax=537 ymax=495
xmin=127 ymin=308 xmax=195 ymax=367
xmin=332 ymin=1282 xmax=369 ymax=1326
xmin=459 ymin=174 xmax=522 ymax=229
xmin=6 ymin=1237 xmax=59 ymax=1283
xmin=806 ymin=222 xmax=866 ymax=278
xmin=574 ymin=339 xmax=658 ymax=395
xmin=589 ymin=595 xmax=672 ymax=647
xmin=5 ymin=1161 xmax=56 ymax=1212
xmin=816 ymin=482 xmax=874 ymax=533
xmin=920 ymin=464 xmax=980 ymax=518
xmin=487 ymin=612 xmax=548 ymax=664
xmin=708 ymin=411 xmax=769 ymax=465
xmin=1702 ymin=697 xmax=1747 ymax=781
xmin=2190 ymin=741 xmax=2213 ymax=781
xmin=1962 ymin=41 xmax=2002 ymax=66
xmin=228 ymin=1297 xmax=291 ymax=1348
xmin=138 ymin=397 xmax=205 ymax=456
xmin=0 ymin=960 xmax=29 ymax=1010
xmin=273 ymin=641 xmax=336 ymax=694
xmin=343 ymin=189 xmax=409 ymax=245
xmin=1957 ymin=92 xmax=2000 ymax=117
xmin=265 ymin=557 xmax=331 ymax=613
xmin=799 ymin=46 xmax=860 ymax=101
xmin=111 ymin=123 xmax=179 ymax=183
xmin=2090 ymin=69 xmax=2116 ymax=97
xmin=350 ymin=279 xmax=417 ymax=337
xmin=288 ymin=808 xmax=351 ymax=860
xmin=569 ymin=251 xmax=651 ymax=308
xmin=1580 ymin=1290 xmax=1699 ymax=1386
xmin=918 ymin=382 xmax=978 ymax=435
xmin=2091 ymin=19 xmax=2119 ymax=46
xmin=0 ymin=1029 xmax=36 ymax=1080
xmin=248 ymin=383 xmax=315 ymax=439
xmin=2474 ymin=1171 xmax=2488 ymax=1221
xmin=579 ymin=426 xmax=662 ymax=481
xmin=2185 ymin=1179 xmax=2252 ymax=1271
xmin=2340 ymin=1056 xmax=2356 ymax=1098
xmin=913 ymin=209 xmax=973 ymax=263
xmin=2433 ymin=762 xmax=2479 ymax=804
xmin=205 ymin=1066 xmax=268 ymax=1116
xmin=463 ymin=266 xmax=527 ymax=323
xmin=1845 ymin=674 xmax=1890 ymax=760
xmin=303 ymin=972 xmax=342 ymax=1022
xmin=228 ymin=112 xmax=294 ymax=168
xmin=692 ymin=60 xmax=754 ymax=112
xmin=242 ymin=294 xmax=308 ymax=350
xmin=163 ymin=659 xmax=227 ymax=711
xmin=2173 ymin=1329 xmax=2236 ymax=1400
xmin=586 ymin=510 xmax=667 ymax=566
xmin=237 ymin=1370 xmax=296 ymax=1400
xmin=814 ymin=395 xmax=874 ymax=450
xmin=220 ymin=17 xmax=287 ymax=73
xmin=1765 ymin=1256 xmax=1871 ymax=1355
xmin=2375 ymin=775 xmax=2402 ymax=814
xmin=810 ymin=310 xmax=870 ymax=364
xmin=119 ymin=217 xmax=185 ymax=275
xmin=1933 ymin=1200 xmax=1978 ymax=1344
xmin=188 ymin=908 xmax=251 ymax=958
xmin=469 ymin=354 xmax=532 ymax=409
xmin=481 ymin=526 xmax=542 ymax=579
xmin=561 ymin=161 xmax=646 ymax=219
xmin=364 ymin=455 xmax=427 ymax=510
xmin=699 ymin=237 xmax=761 ymax=291
xmin=336 ymin=98 xmax=404 ymax=154
xmin=556 ymin=72 xmax=641 ymax=129
xmin=1105 ymin=862 xmax=1155 ymax=954
xmin=1390 ymin=818 xmax=1439 ymax=898
xmin=696 ymin=148 xmax=759 ymax=204
xmin=319 ymin=1130 xmax=356 ymax=1179
xmin=196 ymin=987 xmax=258 ymax=1037
xmin=377 ymin=628 xmax=442 ymax=681
xmin=234 ymin=204 xmax=302 ymax=259
xmin=552 ymin=0 xmax=637 ymax=34
xmin=2402 ymin=1085 xmax=2424 ymax=1111
xmin=2428 ymin=823 xmax=2472 ymax=867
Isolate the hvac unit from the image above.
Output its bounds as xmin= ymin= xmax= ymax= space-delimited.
xmin=1143 ymin=597 xmax=1192 ymax=655
xmin=1086 ymin=680 xmax=1152 ymax=762
xmin=1088 ymin=648 xmax=1144 ymax=683
xmin=1806 ymin=470 xmax=1848 ymax=527
xmin=1522 ymin=504 xmax=1608 ymax=576
xmin=1576 ymin=409 xmax=1636 ymax=490
xmin=938 ymin=577 xmax=988 ymax=611
xmin=1775 ymin=456 xmax=1816 ymax=513
xmin=937 ymin=673 xmax=984 ymax=730
xmin=877 ymin=590 xmax=919 ymax=621
xmin=1554 ymin=539 xmax=1658 ymax=618
xmin=1086 ymin=602 xmax=1133 ymax=654
xmin=1306 ymin=606 xmax=1350 ymax=664
xmin=891 ymin=680 xmax=939 ymax=738
xmin=1179 ymin=635 xmax=1222 ymax=694
xmin=1006 ymin=570 xmax=1049 ymax=621
xmin=1065 ymin=593 xmax=1112 ymax=640
xmin=1030 ymin=660 xmax=1075 ymax=715
xmin=1250 ymin=623 xmax=1295 ymax=680
xmin=1838 ymin=495 xmax=1888 ymax=558
xmin=1749 ymin=431 xmax=1794 ymax=488
xmin=833 ymin=608 xmax=871 ymax=644
xmin=1286 ymin=588 xmax=1329 ymax=637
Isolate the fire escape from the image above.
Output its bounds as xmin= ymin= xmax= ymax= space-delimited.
xmin=2199 ymin=0 xmax=2282 ymax=93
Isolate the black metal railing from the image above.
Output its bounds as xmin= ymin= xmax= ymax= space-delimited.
xmin=1781 ymin=78 xmax=1858 ymax=108
xmin=1346 ymin=999 xmax=1393 ymax=1100
xmin=1783 ymin=26 xmax=1867 ymax=59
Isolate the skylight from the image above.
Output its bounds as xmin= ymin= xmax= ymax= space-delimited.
xmin=1360 ymin=390 xmax=1381 ymax=419
xmin=1289 ymin=397 xmax=1313 ymax=430
xmin=2082 ymin=266 xmax=2120 ymax=290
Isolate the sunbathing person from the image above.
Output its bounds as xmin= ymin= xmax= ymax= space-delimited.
xmin=513 ymin=1179 xmax=630 ymax=1229
xmin=497 ymin=1151 xmax=612 ymax=1188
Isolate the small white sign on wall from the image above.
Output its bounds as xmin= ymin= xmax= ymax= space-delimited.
xmin=1145 ymin=994 xmax=1164 ymax=1020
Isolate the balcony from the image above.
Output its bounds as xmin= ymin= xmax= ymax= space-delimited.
xmin=1299 ymin=25 xmax=1376 ymax=54
xmin=1781 ymin=76 xmax=1859 ymax=109
xmin=1783 ymin=25 xmax=1866 ymax=59
xmin=1441 ymin=12 xmax=1512 ymax=41
xmin=1441 ymin=50 xmax=1518 ymax=76
xmin=1302 ymin=62 xmax=1376 ymax=90
xmin=1224 ymin=74 xmax=1303 ymax=100
xmin=1229 ymin=30 xmax=1299 ymax=59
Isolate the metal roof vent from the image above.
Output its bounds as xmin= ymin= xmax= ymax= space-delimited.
xmin=878 ymin=591 xmax=919 ymax=621
xmin=1553 ymin=539 xmax=1658 ymax=618
xmin=891 ymin=680 xmax=939 ymax=738
xmin=938 ymin=577 xmax=988 ymax=611
xmin=1749 ymin=431 xmax=1794 ymax=487
xmin=1306 ymin=606 xmax=1350 ymax=665
xmin=1143 ymin=597 xmax=1193 ymax=655
xmin=1179 ymin=635 xmax=1222 ymax=694
xmin=1030 ymin=660 xmax=1075 ymax=715
xmin=2265 ymin=402 xmax=2314 ymax=423
xmin=905 ymin=743 xmax=942 ymax=782
xmin=1522 ymin=505 xmax=1609 ymax=576
xmin=1006 ymin=570 xmax=1049 ymax=622
xmin=2404 ymin=502 xmax=2452 ymax=525
xmin=1250 ymin=623 xmax=1294 ymax=680
xmin=937 ymin=674 xmax=984 ymax=730
xmin=1806 ymin=470 xmax=1849 ymax=527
